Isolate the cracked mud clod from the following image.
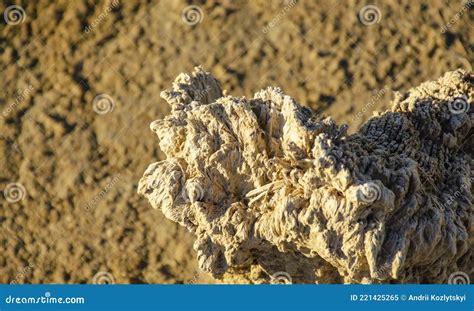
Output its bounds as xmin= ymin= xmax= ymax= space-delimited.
xmin=138 ymin=67 xmax=473 ymax=284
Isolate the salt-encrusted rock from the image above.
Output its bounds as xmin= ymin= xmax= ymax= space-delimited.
xmin=138 ymin=67 xmax=473 ymax=284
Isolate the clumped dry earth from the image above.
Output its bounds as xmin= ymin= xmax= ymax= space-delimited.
xmin=0 ymin=0 xmax=472 ymax=284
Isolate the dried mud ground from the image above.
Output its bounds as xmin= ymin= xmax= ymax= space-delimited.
xmin=0 ymin=0 xmax=472 ymax=284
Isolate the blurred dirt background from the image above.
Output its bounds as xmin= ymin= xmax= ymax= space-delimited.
xmin=0 ymin=0 xmax=472 ymax=283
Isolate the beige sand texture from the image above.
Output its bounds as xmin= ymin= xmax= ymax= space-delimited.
xmin=1 ymin=0 xmax=473 ymax=284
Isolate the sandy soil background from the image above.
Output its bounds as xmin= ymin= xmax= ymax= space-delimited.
xmin=0 ymin=0 xmax=472 ymax=284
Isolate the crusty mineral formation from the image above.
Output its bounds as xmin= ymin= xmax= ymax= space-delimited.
xmin=138 ymin=67 xmax=473 ymax=284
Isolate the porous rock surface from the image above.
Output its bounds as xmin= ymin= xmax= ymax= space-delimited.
xmin=138 ymin=67 xmax=473 ymax=284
